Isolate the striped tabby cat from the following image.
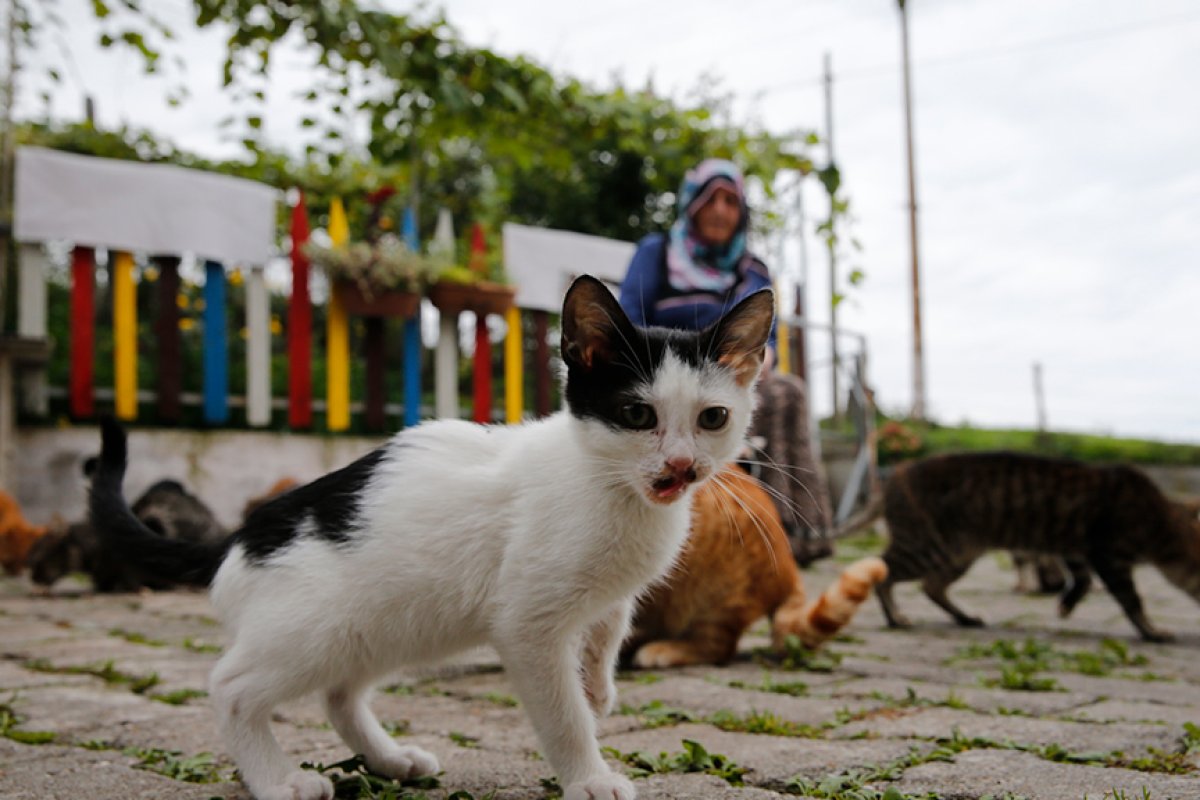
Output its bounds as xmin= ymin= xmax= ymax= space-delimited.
xmin=875 ymin=452 xmax=1200 ymax=642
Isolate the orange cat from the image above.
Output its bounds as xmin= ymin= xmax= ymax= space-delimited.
xmin=241 ymin=477 xmax=300 ymax=521
xmin=625 ymin=466 xmax=887 ymax=667
xmin=0 ymin=490 xmax=48 ymax=575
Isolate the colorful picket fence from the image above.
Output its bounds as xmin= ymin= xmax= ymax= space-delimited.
xmin=12 ymin=148 xmax=805 ymax=434
xmin=39 ymin=233 xmax=555 ymax=431
xmin=33 ymin=249 xmax=555 ymax=430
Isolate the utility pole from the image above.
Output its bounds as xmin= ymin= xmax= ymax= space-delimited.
xmin=823 ymin=51 xmax=841 ymax=422
xmin=793 ymin=173 xmax=809 ymax=383
xmin=899 ymin=0 xmax=926 ymax=420
xmin=0 ymin=0 xmax=19 ymax=335
xmin=1032 ymin=361 xmax=1047 ymax=433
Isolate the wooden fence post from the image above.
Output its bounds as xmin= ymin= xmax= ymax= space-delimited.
xmin=203 ymin=261 xmax=229 ymax=424
xmin=16 ymin=243 xmax=49 ymax=415
xmin=288 ymin=194 xmax=313 ymax=429
xmin=326 ymin=198 xmax=351 ymax=432
xmin=112 ymin=250 xmax=138 ymax=420
xmin=504 ymin=307 xmax=523 ymax=424
xmin=401 ymin=207 xmax=422 ymax=428
xmin=364 ymin=317 xmax=386 ymax=431
xmin=533 ymin=310 xmax=551 ymax=418
xmin=69 ymin=246 xmax=96 ymax=419
xmin=153 ymin=255 xmax=182 ymax=423
xmin=246 ymin=265 xmax=272 ymax=427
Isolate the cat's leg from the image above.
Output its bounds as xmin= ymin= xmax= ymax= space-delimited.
xmin=324 ymin=683 xmax=439 ymax=780
xmin=1012 ymin=551 xmax=1035 ymax=593
xmin=1035 ymin=554 xmax=1068 ymax=594
xmin=1058 ymin=556 xmax=1092 ymax=618
xmin=210 ymin=648 xmax=333 ymax=800
xmin=876 ymin=542 xmax=929 ymax=629
xmin=631 ymin=615 xmax=742 ymax=668
xmin=921 ymin=560 xmax=983 ymax=627
xmin=579 ymin=599 xmax=633 ymax=717
xmin=496 ymin=630 xmax=635 ymax=800
xmin=875 ymin=578 xmax=912 ymax=629
xmin=1089 ymin=556 xmax=1173 ymax=642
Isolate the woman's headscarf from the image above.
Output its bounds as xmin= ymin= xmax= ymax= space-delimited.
xmin=665 ymin=158 xmax=753 ymax=293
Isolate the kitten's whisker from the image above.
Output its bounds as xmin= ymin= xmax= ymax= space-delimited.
xmin=725 ymin=476 xmax=781 ymax=560
xmin=736 ymin=458 xmax=817 ymax=478
xmin=708 ymin=475 xmax=746 ymax=552
xmin=710 ymin=474 xmax=779 ymax=574
xmin=741 ymin=449 xmax=826 ymax=520
xmin=739 ymin=476 xmax=816 ymax=532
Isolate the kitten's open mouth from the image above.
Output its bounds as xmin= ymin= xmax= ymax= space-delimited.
xmin=651 ymin=475 xmax=690 ymax=501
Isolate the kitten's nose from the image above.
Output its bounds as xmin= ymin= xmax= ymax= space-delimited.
xmin=665 ymin=456 xmax=696 ymax=482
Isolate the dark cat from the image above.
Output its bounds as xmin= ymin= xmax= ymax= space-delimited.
xmin=874 ymin=451 xmax=1200 ymax=642
xmin=131 ymin=479 xmax=225 ymax=542
xmin=26 ymin=520 xmax=142 ymax=592
xmin=28 ymin=479 xmax=225 ymax=592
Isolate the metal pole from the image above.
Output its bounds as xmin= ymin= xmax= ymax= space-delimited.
xmin=794 ymin=178 xmax=809 ymax=383
xmin=899 ymin=0 xmax=926 ymax=420
xmin=1033 ymin=361 xmax=1047 ymax=433
xmin=823 ymin=51 xmax=841 ymax=422
xmin=0 ymin=0 xmax=19 ymax=335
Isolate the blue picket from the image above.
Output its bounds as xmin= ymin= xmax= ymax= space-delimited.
xmin=203 ymin=260 xmax=229 ymax=424
xmin=402 ymin=207 xmax=422 ymax=427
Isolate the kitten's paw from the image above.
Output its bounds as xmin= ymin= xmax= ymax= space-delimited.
xmin=564 ymin=771 xmax=636 ymax=800
xmin=584 ymin=674 xmax=618 ymax=717
xmin=257 ymin=770 xmax=334 ymax=800
xmin=954 ymin=615 xmax=985 ymax=628
xmin=632 ymin=641 xmax=693 ymax=669
xmin=1140 ymin=628 xmax=1175 ymax=644
xmin=368 ymin=744 xmax=440 ymax=780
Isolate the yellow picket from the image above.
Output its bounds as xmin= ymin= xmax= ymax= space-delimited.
xmin=326 ymin=198 xmax=351 ymax=431
xmin=112 ymin=251 xmax=137 ymax=420
xmin=504 ymin=307 xmax=523 ymax=424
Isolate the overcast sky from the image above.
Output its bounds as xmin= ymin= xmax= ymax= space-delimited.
xmin=17 ymin=0 xmax=1200 ymax=443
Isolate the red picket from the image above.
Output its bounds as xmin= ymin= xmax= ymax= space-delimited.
xmin=69 ymin=247 xmax=95 ymax=418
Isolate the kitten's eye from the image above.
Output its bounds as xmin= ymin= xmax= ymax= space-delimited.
xmin=618 ymin=402 xmax=657 ymax=430
xmin=698 ymin=406 xmax=729 ymax=431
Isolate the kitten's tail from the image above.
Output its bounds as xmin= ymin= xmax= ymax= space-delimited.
xmin=89 ymin=417 xmax=228 ymax=587
xmin=771 ymin=557 xmax=888 ymax=650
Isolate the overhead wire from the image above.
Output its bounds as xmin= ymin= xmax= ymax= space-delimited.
xmin=758 ymin=9 xmax=1200 ymax=96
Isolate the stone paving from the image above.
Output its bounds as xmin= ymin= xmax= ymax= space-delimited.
xmin=1 ymin=531 xmax=1198 ymax=800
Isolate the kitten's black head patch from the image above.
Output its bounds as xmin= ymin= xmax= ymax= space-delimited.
xmin=235 ymin=447 xmax=387 ymax=564
xmin=559 ymin=276 xmax=774 ymax=427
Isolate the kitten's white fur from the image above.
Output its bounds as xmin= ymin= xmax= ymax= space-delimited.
xmin=207 ymin=349 xmax=760 ymax=800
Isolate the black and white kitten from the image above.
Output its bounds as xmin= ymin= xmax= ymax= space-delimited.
xmin=90 ymin=275 xmax=774 ymax=800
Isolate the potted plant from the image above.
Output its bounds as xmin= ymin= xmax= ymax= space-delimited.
xmin=307 ymin=235 xmax=434 ymax=317
xmin=426 ymin=224 xmax=516 ymax=317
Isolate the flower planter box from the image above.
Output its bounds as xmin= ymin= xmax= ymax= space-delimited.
xmin=333 ymin=280 xmax=421 ymax=318
xmin=427 ymin=280 xmax=516 ymax=317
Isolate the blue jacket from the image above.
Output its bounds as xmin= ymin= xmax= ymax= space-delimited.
xmin=618 ymin=233 xmax=776 ymax=348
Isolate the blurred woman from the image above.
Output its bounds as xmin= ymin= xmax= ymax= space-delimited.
xmin=619 ymin=159 xmax=834 ymax=565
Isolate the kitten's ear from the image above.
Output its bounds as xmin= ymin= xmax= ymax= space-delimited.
xmin=561 ymin=275 xmax=633 ymax=370
xmin=705 ymin=289 xmax=775 ymax=386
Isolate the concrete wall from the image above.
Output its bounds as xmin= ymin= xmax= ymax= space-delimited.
xmin=11 ymin=426 xmax=384 ymax=530
xmin=10 ymin=426 xmax=1200 ymax=533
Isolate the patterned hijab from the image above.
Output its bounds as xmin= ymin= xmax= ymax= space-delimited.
xmin=665 ymin=158 xmax=752 ymax=293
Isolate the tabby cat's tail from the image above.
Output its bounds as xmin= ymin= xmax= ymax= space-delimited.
xmin=772 ymin=557 xmax=888 ymax=650
xmin=89 ymin=418 xmax=229 ymax=587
